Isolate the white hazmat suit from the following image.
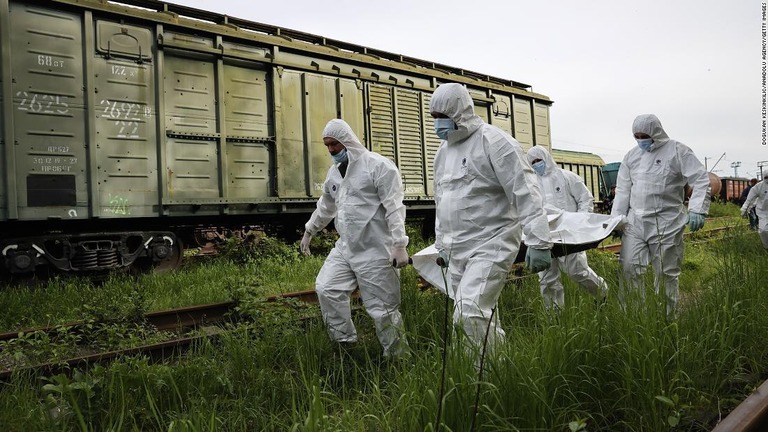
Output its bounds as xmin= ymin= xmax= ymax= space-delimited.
xmin=527 ymin=146 xmax=608 ymax=309
xmin=611 ymin=114 xmax=710 ymax=315
xmin=303 ymin=119 xmax=408 ymax=356
xmin=430 ymin=83 xmax=552 ymax=349
xmin=740 ymin=177 xmax=768 ymax=248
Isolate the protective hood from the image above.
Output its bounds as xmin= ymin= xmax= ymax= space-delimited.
xmin=323 ymin=119 xmax=367 ymax=161
xmin=632 ymin=114 xmax=670 ymax=151
xmin=526 ymin=146 xmax=558 ymax=176
xmin=429 ymin=83 xmax=484 ymax=142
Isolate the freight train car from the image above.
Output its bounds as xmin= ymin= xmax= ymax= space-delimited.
xmin=0 ymin=0 xmax=554 ymax=275
xmin=551 ymin=149 xmax=608 ymax=209
xmin=719 ymin=177 xmax=751 ymax=203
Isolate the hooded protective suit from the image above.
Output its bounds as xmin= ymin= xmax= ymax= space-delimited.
xmin=526 ymin=146 xmax=608 ymax=308
xmin=430 ymin=83 xmax=552 ymax=349
xmin=740 ymin=178 xmax=768 ymax=248
xmin=304 ymin=119 xmax=408 ymax=356
xmin=611 ymin=114 xmax=710 ymax=314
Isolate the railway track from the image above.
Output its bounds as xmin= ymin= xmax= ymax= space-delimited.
xmin=0 ymin=289 xmax=331 ymax=381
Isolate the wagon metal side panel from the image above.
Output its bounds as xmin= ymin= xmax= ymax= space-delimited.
xmin=9 ymin=2 xmax=87 ymax=220
xmin=367 ymin=83 xmax=395 ymax=161
xmin=394 ymin=88 xmax=425 ymax=196
xmin=0 ymin=0 xmax=7 ymax=220
xmin=274 ymin=69 xmax=306 ymax=198
xmin=93 ymin=21 xmax=157 ymax=217
xmin=302 ymin=73 xmax=337 ymax=197
xmin=473 ymin=104 xmax=489 ymax=123
xmin=491 ymin=94 xmax=513 ymax=136
xmin=338 ymin=79 xmax=364 ymax=145
xmin=512 ymin=96 xmax=533 ymax=151
xmin=163 ymin=55 xmax=219 ymax=201
xmin=274 ymin=70 xmax=362 ymax=198
xmin=421 ymin=92 xmax=441 ymax=197
xmin=533 ymin=101 xmax=551 ymax=151
xmin=223 ymin=64 xmax=270 ymax=199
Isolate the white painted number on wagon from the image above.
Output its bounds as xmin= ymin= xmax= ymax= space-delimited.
xmin=99 ymin=99 xmax=152 ymax=139
xmin=37 ymin=55 xmax=64 ymax=68
xmin=16 ymin=92 xmax=69 ymax=114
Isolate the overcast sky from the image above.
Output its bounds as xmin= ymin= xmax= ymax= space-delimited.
xmin=172 ymin=0 xmax=765 ymax=178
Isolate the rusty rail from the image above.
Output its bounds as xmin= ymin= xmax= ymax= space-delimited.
xmin=712 ymin=378 xmax=768 ymax=431
xmin=0 ymin=289 xmax=328 ymax=380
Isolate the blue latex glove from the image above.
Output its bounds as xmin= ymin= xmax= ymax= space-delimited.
xmin=687 ymin=212 xmax=706 ymax=232
xmin=525 ymin=247 xmax=552 ymax=273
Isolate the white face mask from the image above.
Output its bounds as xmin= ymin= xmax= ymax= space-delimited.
xmin=434 ymin=118 xmax=456 ymax=140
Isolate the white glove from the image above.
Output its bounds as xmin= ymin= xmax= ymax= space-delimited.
xmin=740 ymin=208 xmax=747 ymax=217
xmin=300 ymin=231 xmax=312 ymax=256
xmin=391 ymin=247 xmax=409 ymax=268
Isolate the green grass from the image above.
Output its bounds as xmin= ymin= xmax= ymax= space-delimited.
xmin=0 ymin=225 xmax=766 ymax=430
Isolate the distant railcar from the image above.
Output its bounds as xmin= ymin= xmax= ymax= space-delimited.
xmin=719 ymin=177 xmax=751 ymax=203
xmin=551 ymin=149 xmax=608 ymax=211
xmin=0 ymin=0 xmax=556 ymax=275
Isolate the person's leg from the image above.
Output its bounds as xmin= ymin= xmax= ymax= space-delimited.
xmin=452 ymin=257 xmax=509 ymax=350
xmin=356 ymin=257 xmax=407 ymax=357
xmin=649 ymin=228 xmax=684 ymax=317
xmin=619 ymin=224 xmax=650 ymax=309
xmin=315 ymin=248 xmax=359 ymax=343
xmin=562 ymin=251 xmax=608 ymax=300
xmin=538 ymin=258 xmax=564 ymax=309
xmin=758 ymin=215 xmax=768 ymax=249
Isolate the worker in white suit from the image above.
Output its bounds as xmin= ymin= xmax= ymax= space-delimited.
xmin=430 ymin=83 xmax=552 ymax=350
xmin=740 ymin=174 xmax=768 ymax=249
xmin=527 ymin=146 xmax=608 ymax=309
xmin=300 ymin=119 xmax=409 ymax=357
xmin=611 ymin=114 xmax=710 ymax=315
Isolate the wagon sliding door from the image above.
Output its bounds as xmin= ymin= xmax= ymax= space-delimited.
xmin=93 ymin=21 xmax=157 ymax=218
xmin=163 ymin=55 xmax=219 ymax=202
xmin=163 ymin=52 xmax=273 ymax=207
xmin=274 ymin=70 xmax=364 ymax=198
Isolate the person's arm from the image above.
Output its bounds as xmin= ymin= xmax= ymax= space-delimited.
xmin=304 ymin=170 xmax=338 ymax=235
xmin=564 ymin=170 xmax=594 ymax=213
xmin=741 ymin=184 xmax=760 ymax=214
xmin=610 ymin=156 xmax=631 ymax=218
xmin=374 ymin=160 xmax=409 ymax=249
xmin=488 ymin=139 xmax=552 ymax=249
xmin=678 ymin=144 xmax=711 ymax=215
xmin=433 ymin=148 xmax=445 ymax=252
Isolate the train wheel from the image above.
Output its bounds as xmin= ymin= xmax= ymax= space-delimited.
xmin=153 ymin=238 xmax=184 ymax=273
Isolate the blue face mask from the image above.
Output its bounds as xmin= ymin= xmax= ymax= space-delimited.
xmin=532 ymin=160 xmax=546 ymax=176
xmin=636 ymin=138 xmax=654 ymax=152
xmin=434 ymin=118 xmax=456 ymax=140
xmin=331 ymin=148 xmax=348 ymax=164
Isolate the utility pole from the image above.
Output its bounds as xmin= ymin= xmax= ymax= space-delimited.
xmin=730 ymin=161 xmax=742 ymax=177
xmin=709 ymin=152 xmax=726 ymax=173
xmin=758 ymin=160 xmax=768 ymax=179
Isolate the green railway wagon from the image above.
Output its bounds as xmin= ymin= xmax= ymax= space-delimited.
xmin=0 ymin=0 xmax=555 ymax=275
